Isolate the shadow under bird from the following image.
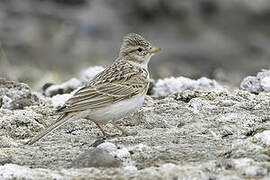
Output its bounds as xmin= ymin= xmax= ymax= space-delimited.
xmin=26 ymin=33 xmax=161 ymax=145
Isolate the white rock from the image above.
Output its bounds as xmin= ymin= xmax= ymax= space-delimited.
xmin=114 ymin=148 xmax=130 ymax=159
xmin=0 ymin=164 xmax=34 ymax=179
xmin=153 ymin=76 xmax=224 ymax=97
xmin=240 ymin=69 xmax=270 ymax=93
xmin=0 ymin=164 xmax=62 ymax=179
xmin=257 ymin=69 xmax=270 ymax=80
xmin=240 ymin=76 xmax=261 ymax=93
xmin=260 ymin=76 xmax=270 ymax=91
xmin=243 ymin=166 xmax=267 ymax=176
xmin=123 ymin=165 xmax=138 ymax=173
xmin=97 ymin=142 xmax=118 ymax=152
xmin=188 ymin=98 xmax=204 ymax=113
xmin=255 ymin=130 xmax=270 ymax=146
xmin=233 ymin=158 xmax=254 ymax=169
xmin=44 ymin=78 xmax=82 ymax=97
xmin=1 ymin=95 xmax=12 ymax=109
xmin=80 ymin=66 xmax=105 ymax=83
xmin=51 ymin=93 xmax=73 ymax=108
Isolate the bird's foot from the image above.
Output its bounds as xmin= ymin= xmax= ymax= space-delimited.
xmin=103 ymin=133 xmax=118 ymax=139
xmin=119 ymin=131 xmax=130 ymax=137
xmin=110 ymin=122 xmax=130 ymax=137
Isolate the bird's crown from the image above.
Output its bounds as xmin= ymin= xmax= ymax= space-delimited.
xmin=120 ymin=33 xmax=151 ymax=52
xmin=118 ymin=33 xmax=160 ymax=67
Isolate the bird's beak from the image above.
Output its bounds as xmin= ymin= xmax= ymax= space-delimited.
xmin=149 ymin=47 xmax=161 ymax=54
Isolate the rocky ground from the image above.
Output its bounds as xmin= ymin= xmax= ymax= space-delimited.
xmin=1 ymin=69 xmax=270 ymax=179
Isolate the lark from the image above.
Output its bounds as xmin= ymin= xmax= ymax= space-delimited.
xmin=26 ymin=33 xmax=160 ymax=145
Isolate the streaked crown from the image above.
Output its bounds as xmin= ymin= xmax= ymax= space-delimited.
xmin=119 ymin=33 xmax=160 ymax=65
xmin=120 ymin=33 xmax=151 ymax=54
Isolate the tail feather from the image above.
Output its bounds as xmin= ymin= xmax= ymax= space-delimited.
xmin=26 ymin=113 xmax=72 ymax=145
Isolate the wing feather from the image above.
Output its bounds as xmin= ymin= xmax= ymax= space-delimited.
xmin=63 ymin=97 xmax=114 ymax=112
xmin=57 ymin=61 xmax=149 ymax=113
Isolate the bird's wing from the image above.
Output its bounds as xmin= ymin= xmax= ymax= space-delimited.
xmin=57 ymin=61 xmax=149 ymax=113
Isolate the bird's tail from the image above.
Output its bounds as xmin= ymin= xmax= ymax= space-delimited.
xmin=25 ymin=113 xmax=72 ymax=145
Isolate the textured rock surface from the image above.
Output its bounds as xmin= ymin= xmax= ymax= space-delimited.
xmin=152 ymin=76 xmax=224 ymax=97
xmin=0 ymin=78 xmax=40 ymax=110
xmin=240 ymin=69 xmax=270 ymax=93
xmin=1 ymin=78 xmax=270 ymax=179
xmin=71 ymin=148 xmax=121 ymax=168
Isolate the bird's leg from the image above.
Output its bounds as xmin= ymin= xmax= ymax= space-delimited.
xmin=110 ymin=122 xmax=130 ymax=136
xmin=93 ymin=122 xmax=117 ymax=138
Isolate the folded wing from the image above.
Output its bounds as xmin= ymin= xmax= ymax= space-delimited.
xmin=57 ymin=63 xmax=148 ymax=113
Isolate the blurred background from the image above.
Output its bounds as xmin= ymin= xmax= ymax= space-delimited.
xmin=0 ymin=0 xmax=270 ymax=90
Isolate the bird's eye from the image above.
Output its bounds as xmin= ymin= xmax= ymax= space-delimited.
xmin=137 ymin=48 xmax=143 ymax=52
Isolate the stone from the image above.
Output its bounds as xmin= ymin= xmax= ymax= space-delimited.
xmin=240 ymin=69 xmax=270 ymax=93
xmin=153 ymin=76 xmax=224 ymax=97
xmin=71 ymin=148 xmax=121 ymax=168
xmin=1 ymin=75 xmax=270 ymax=178
xmin=0 ymin=78 xmax=39 ymax=110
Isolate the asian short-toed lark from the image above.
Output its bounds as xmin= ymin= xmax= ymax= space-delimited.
xmin=26 ymin=33 xmax=160 ymax=145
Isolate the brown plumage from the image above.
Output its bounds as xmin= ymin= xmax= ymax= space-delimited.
xmin=26 ymin=33 xmax=160 ymax=145
xmin=58 ymin=60 xmax=149 ymax=113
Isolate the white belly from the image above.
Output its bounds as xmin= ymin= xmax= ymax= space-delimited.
xmin=85 ymin=94 xmax=145 ymax=124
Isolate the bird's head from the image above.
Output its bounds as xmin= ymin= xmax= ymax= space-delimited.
xmin=119 ymin=33 xmax=160 ymax=67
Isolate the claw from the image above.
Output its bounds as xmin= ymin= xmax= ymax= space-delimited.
xmin=103 ymin=133 xmax=118 ymax=139
xmin=110 ymin=122 xmax=130 ymax=136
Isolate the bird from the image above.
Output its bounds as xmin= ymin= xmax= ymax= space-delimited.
xmin=26 ymin=33 xmax=160 ymax=145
